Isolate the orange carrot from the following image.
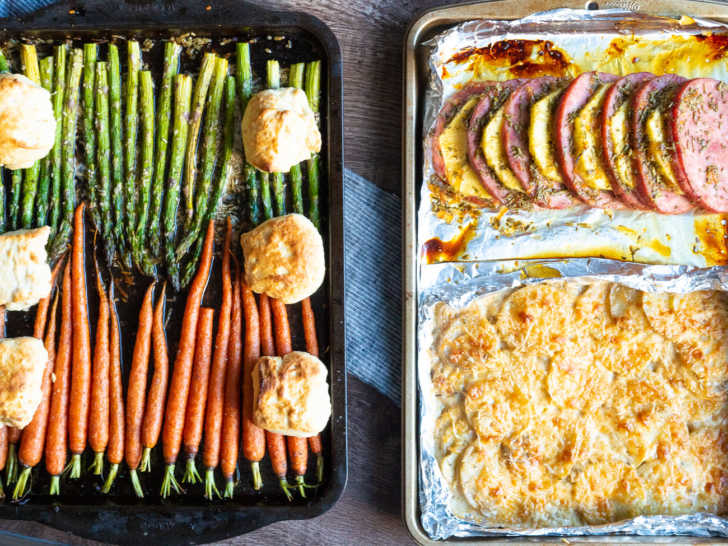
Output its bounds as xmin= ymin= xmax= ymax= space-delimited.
xmin=125 ymin=282 xmax=155 ymax=498
xmin=140 ymin=283 xmax=169 ymax=472
xmin=220 ymin=268 xmax=243 ymax=498
xmin=241 ymin=282 xmax=264 ymax=492
xmin=302 ymin=297 xmax=324 ymax=484
xmin=271 ymin=298 xmax=308 ymax=498
xmin=88 ymin=265 xmax=110 ymax=476
xmin=32 ymin=260 xmax=62 ymax=340
xmin=45 ymin=263 xmax=72 ymax=495
xmin=68 ymin=203 xmax=92 ymax=478
xmin=14 ymin=292 xmax=60 ymax=499
xmin=259 ymin=294 xmax=292 ymax=501
xmin=182 ymin=307 xmax=214 ymax=485
xmin=202 ymin=218 xmax=232 ymax=499
xmin=102 ymin=285 xmax=125 ymax=494
xmin=161 ymin=219 xmax=215 ymax=498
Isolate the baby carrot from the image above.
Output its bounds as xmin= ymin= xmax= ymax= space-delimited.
xmin=301 ymin=297 xmax=324 ymax=484
xmin=241 ymin=282 xmax=264 ymax=491
xmin=88 ymin=265 xmax=110 ymax=476
xmin=102 ymin=285 xmax=125 ymax=494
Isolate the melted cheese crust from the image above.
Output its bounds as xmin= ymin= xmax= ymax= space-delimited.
xmin=430 ymin=282 xmax=728 ymax=527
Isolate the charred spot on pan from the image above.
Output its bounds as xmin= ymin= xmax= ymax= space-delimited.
xmin=449 ymin=40 xmax=573 ymax=78
xmin=422 ymin=223 xmax=476 ymax=264
xmin=694 ymin=33 xmax=728 ymax=61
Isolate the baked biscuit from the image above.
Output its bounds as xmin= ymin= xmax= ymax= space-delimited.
xmin=0 ymin=337 xmax=48 ymax=428
xmin=252 ymin=351 xmax=330 ymax=437
xmin=0 ymin=227 xmax=52 ymax=311
xmin=242 ymin=87 xmax=321 ymax=173
xmin=241 ymin=213 xmax=325 ymax=304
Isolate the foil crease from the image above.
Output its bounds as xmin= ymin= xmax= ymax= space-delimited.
xmin=416 ymin=7 xmax=728 ymax=541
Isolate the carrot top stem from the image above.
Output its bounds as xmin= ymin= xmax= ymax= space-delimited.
xmin=100 ymin=462 xmax=118 ymax=494
xmin=316 ymin=453 xmax=324 ymax=485
xmin=89 ymin=452 xmax=104 ymax=475
xmin=12 ymin=466 xmax=31 ymax=499
xmin=5 ymin=444 xmax=17 ymax=485
xmin=279 ymin=477 xmax=293 ymax=502
xmin=203 ymin=468 xmax=221 ymax=500
xmin=129 ymin=468 xmax=144 ymax=498
xmin=223 ymin=477 xmax=235 ymax=499
xmin=295 ymin=474 xmax=306 ymax=499
xmin=49 ymin=475 xmax=61 ymax=495
xmin=160 ymin=463 xmax=181 ymax=498
xmin=140 ymin=447 xmax=152 ymax=473
xmin=251 ymin=461 xmax=262 ymax=491
xmin=182 ymin=455 xmax=201 ymax=485
xmin=67 ymin=453 xmax=82 ymax=478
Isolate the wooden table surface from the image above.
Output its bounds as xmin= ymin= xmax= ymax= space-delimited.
xmin=0 ymin=0 xmax=456 ymax=543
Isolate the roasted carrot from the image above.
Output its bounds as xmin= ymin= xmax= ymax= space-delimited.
xmin=182 ymin=307 xmax=215 ymax=485
xmin=45 ymin=263 xmax=72 ymax=495
xmin=0 ymin=425 xmax=6 ymax=498
xmin=32 ymin=259 xmax=62 ymax=339
xmin=202 ymin=219 xmax=232 ymax=499
xmin=102 ymin=285 xmax=125 ymax=494
xmin=302 ymin=297 xmax=324 ymax=484
xmin=241 ymin=282 xmax=264 ymax=492
xmin=14 ymin=293 xmax=60 ymax=499
xmin=68 ymin=203 xmax=92 ymax=478
xmin=259 ymin=294 xmax=292 ymax=501
xmin=125 ymin=282 xmax=155 ymax=498
xmin=271 ymin=298 xmax=308 ymax=498
xmin=141 ymin=283 xmax=169 ymax=473
xmin=88 ymin=264 xmax=110 ymax=476
xmin=161 ymin=219 xmax=215 ymax=498
xmin=220 ymin=268 xmax=243 ymax=499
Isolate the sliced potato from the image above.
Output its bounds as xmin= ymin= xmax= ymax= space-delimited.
xmin=645 ymin=107 xmax=683 ymax=194
xmin=482 ymin=104 xmax=523 ymax=192
xmin=529 ymin=88 xmax=563 ymax=184
xmin=574 ymin=83 xmax=612 ymax=191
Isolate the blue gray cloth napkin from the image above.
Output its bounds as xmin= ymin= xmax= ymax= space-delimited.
xmin=0 ymin=0 xmax=403 ymax=406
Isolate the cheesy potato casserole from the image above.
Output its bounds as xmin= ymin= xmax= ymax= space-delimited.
xmin=430 ymin=281 xmax=728 ymax=527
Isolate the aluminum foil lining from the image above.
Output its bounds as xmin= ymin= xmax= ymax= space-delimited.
xmin=419 ymin=8 xmax=728 ymax=270
xmin=417 ymin=7 xmax=728 ymax=541
xmin=418 ymin=258 xmax=728 ymax=540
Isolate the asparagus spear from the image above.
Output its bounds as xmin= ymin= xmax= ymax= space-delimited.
xmin=36 ymin=55 xmax=54 ymax=228
xmin=237 ymin=42 xmax=260 ymax=226
xmin=266 ymin=60 xmax=286 ymax=216
xmin=149 ymin=42 xmax=181 ymax=259
xmin=124 ymin=41 xmax=142 ymax=265
xmin=0 ymin=49 xmax=8 ymax=232
xmin=19 ymin=44 xmax=41 ymax=229
xmin=182 ymin=52 xmax=216 ymax=226
xmin=49 ymin=44 xmax=67 ymax=238
xmin=108 ymin=44 xmax=125 ymax=265
xmin=50 ymin=48 xmax=83 ymax=260
xmin=0 ymin=49 xmax=8 ymax=73
xmin=305 ymin=60 xmax=322 ymax=229
xmin=163 ymin=74 xmax=193 ymax=290
xmin=288 ymin=62 xmax=305 ymax=215
xmin=176 ymin=56 xmax=227 ymax=259
xmin=94 ymin=61 xmax=114 ymax=263
xmin=8 ymin=170 xmax=21 ymax=230
xmin=135 ymin=70 xmax=155 ymax=275
xmin=179 ymin=76 xmax=236 ymax=288
xmin=81 ymin=44 xmax=98 ymax=232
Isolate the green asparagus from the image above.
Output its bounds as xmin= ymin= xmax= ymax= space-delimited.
xmin=236 ymin=42 xmax=260 ymax=225
xmin=36 ymin=55 xmax=54 ymax=227
xmin=180 ymin=76 xmax=236 ymax=288
xmin=108 ymin=44 xmax=125 ymax=264
xmin=182 ymin=52 xmax=216 ymax=226
xmin=0 ymin=170 xmax=5 ymax=233
xmin=0 ymin=49 xmax=8 ymax=73
xmin=149 ymin=41 xmax=181 ymax=259
xmin=48 ymin=44 xmax=66 ymax=238
xmin=50 ymin=48 xmax=83 ymax=260
xmin=8 ymin=170 xmax=21 ymax=230
xmin=81 ymin=44 xmax=98 ymax=232
xmin=288 ymin=62 xmax=305 ymax=215
xmin=94 ymin=61 xmax=114 ymax=264
xmin=176 ymin=56 xmax=227 ymax=259
xmin=305 ymin=60 xmax=322 ymax=229
xmin=163 ymin=74 xmax=193 ymax=290
xmin=266 ymin=60 xmax=286 ymax=216
xmin=20 ymin=44 xmax=41 ymax=229
xmin=124 ymin=40 xmax=142 ymax=262
xmin=135 ymin=70 xmax=155 ymax=274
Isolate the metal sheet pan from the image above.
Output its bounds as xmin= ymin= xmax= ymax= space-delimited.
xmin=0 ymin=1 xmax=346 ymax=544
xmin=402 ymin=1 xmax=728 ymax=544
